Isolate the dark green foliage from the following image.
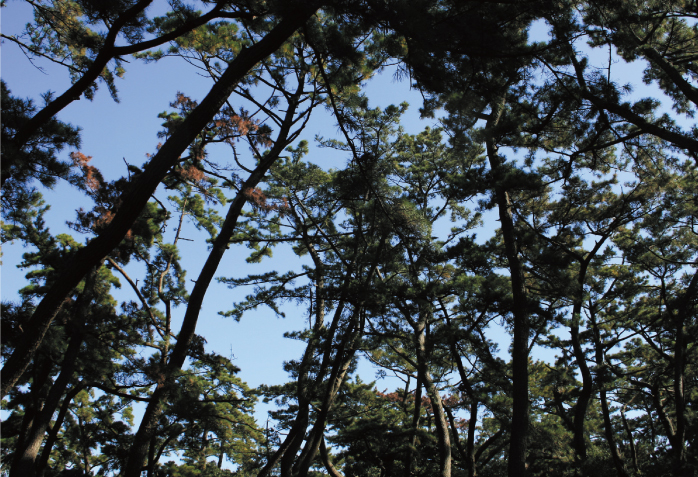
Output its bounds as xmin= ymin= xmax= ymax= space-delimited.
xmin=1 ymin=81 xmax=81 ymax=212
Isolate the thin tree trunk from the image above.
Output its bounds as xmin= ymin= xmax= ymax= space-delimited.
xmin=445 ymin=405 xmax=466 ymax=460
xmin=10 ymin=324 xmax=84 ymax=477
xmin=484 ymin=96 xmax=530 ymax=477
xmin=294 ymin=230 xmax=384 ymax=476
xmin=673 ymin=317 xmax=687 ymax=477
xmin=590 ymin=306 xmax=629 ymax=477
xmin=1 ymin=5 xmax=319 ymax=399
xmin=420 ymin=364 xmax=452 ymax=477
xmin=278 ymin=221 xmax=329 ymax=477
xmin=475 ymin=428 xmax=506 ymax=468
xmin=440 ymin=298 xmax=478 ymax=477
xmin=151 ymin=430 xmax=182 ymax=474
xmin=668 ymin=270 xmax=697 ymax=476
xmin=257 ymin=284 xmax=353 ymax=477
xmin=564 ymin=233 xmax=610 ymax=471
xmin=320 ymin=437 xmax=344 ymax=477
xmin=35 ymin=383 xmax=87 ymax=477
xmin=414 ymin=309 xmax=451 ymax=477
xmin=405 ymin=375 xmax=423 ymax=477
xmin=121 ymin=80 xmax=311 ymax=476
xmin=295 ymin=310 xmax=364 ymax=476
xmin=257 ymin=414 xmax=308 ymax=477
xmin=620 ymin=405 xmax=639 ymax=473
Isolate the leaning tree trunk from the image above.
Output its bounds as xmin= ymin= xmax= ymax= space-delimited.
xmin=35 ymin=383 xmax=87 ymax=477
xmin=295 ymin=309 xmax=364 ymax=477
xmin=11 ymin=269 xmax=96 ymax=477
xmin=122 ymin=83 xmax=312 ymax=476
xmin=11 ymin=327 xmax=84 ymax=477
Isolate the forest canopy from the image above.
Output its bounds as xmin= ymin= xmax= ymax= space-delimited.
xmin=1 ymin=1 xmax=697 ymax=476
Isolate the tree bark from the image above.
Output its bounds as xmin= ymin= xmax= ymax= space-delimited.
xmin=466 ymin=400 xmax=479 ymax=477
xmin=441 ymin=299 xmax=478 ymax=477
xmin=590 ymin=306 xmax=629 ymax=477
xmin=257 ymin=416 xmax=307 ymax=477
xmin=569 ymin=310 xmax=592 ymax=468
xmin=484 ymin=96 xmax=530 ymax=477
xmin=620 ymin=405 xmax=639 ymax=473
xmin=405 ymin=375 xmax=423 ymax=477
xmin=10 ymin=355 xmax=53 ymax=473
xmin=414 ymin=308 xmax=451 ymax=477
xmin=12 ymin=268 xmax=97 ymax=477
xmin=10 ymin=324 xmax=84 ymax=477
xmin=599 ymin=388 xmax=628 ymax=477
xmin=279 ymin=223 xmax=328 ymax=477
xmin=295 ymin=310 xmax=364 ymax=476
xmin=668 ymin=269 xmax=697 ymax=476
xmin=320 ymin=437 xmax=344 ymax=477
xmin=35 ymin=383 xmax=87 ymax=477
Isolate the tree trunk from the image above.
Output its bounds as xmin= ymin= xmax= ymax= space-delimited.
xmin=35 ymin=383 xmax=87 ymax=477
xmin=620 ymin=406 xmax=639 ymax=473
xmin=320 ymin=437 xmax=344 ymax=477
xmin=10 ymin=324 xmax=84 ymax=477
xmin=257 ymin=413 xmax=308 ymax=477
xmin=12 ymin=265 xmax=98 ymax=477
xmin=484 ymin=96 xmax=530 ymax=477
xmin=668 ymin=269 xmax=697 ymax=476
xmin=466 ymin=400 xmax=478 ymax=477
xmin=280 ymin=404 xmax=310 ymax=477
xmin=293 ymin=230 xmax=382 ymax=476
xmin=590 ymin=306 xmax=629 ymax=477
xmin=441 ymin=299 xmax=478 ymax=477
xmin=257 ymin=283 xmax=353 ymax=477
xmin=295 ymin=310 xmax=363 ymax=477
xmin=11 ymin=355 xmax=53 ymax=473
xmin=569 ymin=307 xmax=593 ymax=468
xmin=567 ymin=237 xmax=609 ymax=472
xmin=122 ymin=90 xmax=309 ymax=476
xmin=599 ymin=388 xmax=629 ymax=477
xmin=414 ymin=308 xmax=451 ymax=477
xmin=405 ymin=375 xmax=423 ymax=477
